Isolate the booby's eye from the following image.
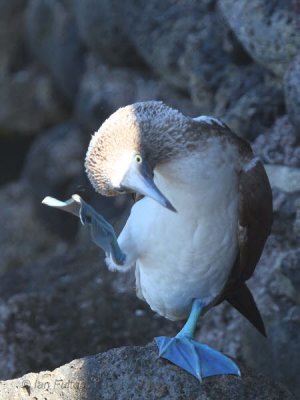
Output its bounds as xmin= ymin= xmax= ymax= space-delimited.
xmin=135 ymin=154 xmax=142 ymax=163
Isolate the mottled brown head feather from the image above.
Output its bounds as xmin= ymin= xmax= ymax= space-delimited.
xmin=85 ymin=101 xmax=193 ymax=196
xmin=84 ymin=100 xmax=249 ymax=196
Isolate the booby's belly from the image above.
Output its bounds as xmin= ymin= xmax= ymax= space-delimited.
xmin=113 ymin=145 xmax=240 ymax=321
xmin=131 ymin=196 xmax=239 ymax=321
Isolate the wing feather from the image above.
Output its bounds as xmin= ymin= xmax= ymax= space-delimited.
xmin=236 ymin=159 xmax=273 ymax=282
xmin=215 ymin=151 xmax=272 ymax=336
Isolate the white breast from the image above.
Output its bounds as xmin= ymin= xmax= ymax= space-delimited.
xmin=114 ymin=138 xmax=240 ymax=321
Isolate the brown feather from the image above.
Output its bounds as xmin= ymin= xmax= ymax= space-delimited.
xmin=226 ymin=282 xmax=267 ymax=337
xmin=216 ymin=143 xmax=272 ymax=335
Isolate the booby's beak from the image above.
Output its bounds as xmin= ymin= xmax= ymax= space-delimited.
xmin=120 ymin=160 xmax=176 ymax=212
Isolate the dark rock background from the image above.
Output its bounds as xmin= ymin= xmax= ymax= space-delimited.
xmin=0 ymin=0 xmax=299 ymax=398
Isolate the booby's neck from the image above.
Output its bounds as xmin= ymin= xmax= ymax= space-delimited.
xmin=153 ymin=137 xmax=239 ymax=215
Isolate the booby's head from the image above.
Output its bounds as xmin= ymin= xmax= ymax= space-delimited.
xmin=85 ymin=101 xmax=192 ymax=212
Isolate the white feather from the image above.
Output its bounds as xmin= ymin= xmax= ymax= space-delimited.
xmin=108 ymin=138 xmax=239 ymax=321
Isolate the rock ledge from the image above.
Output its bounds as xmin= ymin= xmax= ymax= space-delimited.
xmin=0 ymin=342 xmax=295 ymax=400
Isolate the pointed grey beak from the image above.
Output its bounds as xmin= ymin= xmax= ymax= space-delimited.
xmin=120 ymin=160 xmax=176 ymax=212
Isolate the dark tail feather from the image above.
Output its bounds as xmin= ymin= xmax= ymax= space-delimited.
xmin=226 ymin=283 xmax=267 ymax=337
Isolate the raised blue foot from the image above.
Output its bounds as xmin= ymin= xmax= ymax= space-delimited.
xmin=155 ymin=335 xmax=240 ymax=381
xmin=42 ymin=194 xmax=126 ymax=265
xmin=155 ymin=299 xmax=241 ymax=381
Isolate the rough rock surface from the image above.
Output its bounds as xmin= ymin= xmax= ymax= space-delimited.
xmin=214 ymin=65 xmax=284 ymax=139
xmin=264 ymin=165 xmax=300 ymax=194
xmin=23 ymin=122 xmax=85 ymax=199
xmin=111 ymin=0 xmax=283 ymax=139
xmin=284 ymin=52 xmax=300 ymax=133
xmin=25 ymin=0 xmax=84 ymax=101
xmin=0 ymin=343 xmax=296 ymax=400
xmin=73 ymin=0 xmax=142 ymax=67
xmin=0 ymin=0 xmax=28 ymax=75
xmin=75 ymin=55 xmax=199 ymax=132
xmin=0 ymin=135 xmax=34 ymax=184
xmin=22 ymin=122 xmax=85 ymax=238
xmin=116 ymin=0 xmax=250 ymax=98
xmin=219 ymin=0 xmax=300 ymax=78
xmin=0 ymin=67 xmax=65 ymax=135
xmin=0 ymin=181 xmax=64 ymax=274
xmin=294 ymin=198 xmax=300 ymax=236
xmin=252 ymin=116 xmax=300 ymax=167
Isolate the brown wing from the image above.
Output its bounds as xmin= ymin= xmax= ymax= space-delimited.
xmin=216 ymin=155 xmax=273 ymax=336
xmin=235 ymin=158 xmax=273 ymax=282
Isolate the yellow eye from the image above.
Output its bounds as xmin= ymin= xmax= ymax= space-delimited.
xmin=135 ymin=154 xmax=142 ymax=163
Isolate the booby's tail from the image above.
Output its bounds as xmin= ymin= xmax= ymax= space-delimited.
xmin=226 ymin=282 xmax=267 ymax=337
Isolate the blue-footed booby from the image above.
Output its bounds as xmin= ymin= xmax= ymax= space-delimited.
xmin=43 ymin=101 xmax=273 ymax=381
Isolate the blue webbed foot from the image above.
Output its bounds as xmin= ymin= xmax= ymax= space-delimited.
xmin=42 ymin=194 xmax=125 ymax=265
xmin=155 ymin=336 xmax=241 ymax=381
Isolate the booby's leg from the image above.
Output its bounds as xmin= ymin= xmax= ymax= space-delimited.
xmin=155 ymin=299 xmax=240 ymax=381
xmin=42 ymin=195 xmax=126 ymax=265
